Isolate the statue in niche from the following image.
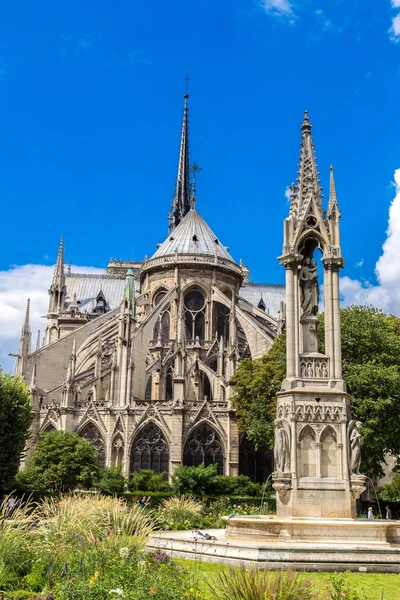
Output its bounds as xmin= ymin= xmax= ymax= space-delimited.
xmin=274 ymin=418 xmax=291 ymax=473
xmin=315 ymin=362 xmax=321 ymax=377
xmin=348 ymin=420 xmax=363 ymax=474
xmin=307 ymin=362 xmax=313 ymax=378
xmin=299 ymin=257 xmax=319 ymax=316
xmin=321 ymin=362 xmax=328 ymax=378
xmin=301 ymin=363 xmax=306 ymax=377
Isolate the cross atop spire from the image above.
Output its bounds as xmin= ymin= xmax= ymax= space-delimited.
xmin=168 ymin=83 xmax=191 ymax=232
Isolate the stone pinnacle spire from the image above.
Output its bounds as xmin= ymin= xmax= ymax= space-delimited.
xmin=36 ymin=330 xmax=41 ymax=351
xmin=292 ymin=110 xmax=323 ymax=222
xmin=52 ymin=237 xmax=65 ymax=287
xmin=122 ymin=268 xmax=135 ymax=314
xmin=23 ymin=298 xmax=31 ymax=336
xmin=328 ymin=165 xmax=340 ymax=217
xmin=168 ymin=86 xmax=191 ymax=232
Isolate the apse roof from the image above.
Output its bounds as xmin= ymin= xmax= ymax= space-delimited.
xmin=65 ymin=273 xmax=139 ymax=314
xmin=151 ymin=209 xmax=235 ymax=262
xmin=239 ymin=282 xmax=285 ymax=320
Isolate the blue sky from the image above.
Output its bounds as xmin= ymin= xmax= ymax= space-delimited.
xmin=1 ymin=0 xmax=400 ymax=370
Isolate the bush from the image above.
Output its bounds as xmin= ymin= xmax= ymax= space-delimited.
xmin=94 ymin=466 xmax=127 ymax=494
xmin=212 ymin=566 xmax=315 ymax=600
xmin=172 ymin=463 xmax=220 ymax=495
xmin=158 ymin=495 xmax=203 ymax=529
xmin=129 ymin=469 xmax=172 ymax=493
xmin=327 ymin=573 xmax=367 ymax=600
xmin=377 ymin=472 xmax=400 ymax=501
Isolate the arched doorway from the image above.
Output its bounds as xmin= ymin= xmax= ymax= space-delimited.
xmin=239 ymin=434 xmax=273 ymax=483
xmin=79 ymin=423 xmax=106 ymax=468
xmin=183 ymin=425 xmax=224 ymax=474
xmin=130 ymin=424 xmax=169 ymax=476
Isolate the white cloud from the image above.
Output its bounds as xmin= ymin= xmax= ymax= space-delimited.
xmin=390 ymin=14 xmax=400 ymax=39
xmin=339 ymin=169 xmax=400 ymax=315
xmin=263 ymin=0 xmax=293 ymax=15
xmin=285 ymin=187 xmax=291 ymax=201
xmin=392 ymin=0 xmax=400 ymax=8
xmin=0 ymin=263 xmax=104 ymax=374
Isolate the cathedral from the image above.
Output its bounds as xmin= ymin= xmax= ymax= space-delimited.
xmin=15 ymin=92 xmax=291 ymax=480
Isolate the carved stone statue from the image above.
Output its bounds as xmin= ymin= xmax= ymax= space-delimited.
xmin=348 ymin=420 xmax=362 ymax=474
xmin=274 ymin=418 xmax=290 ymax=473
xmin=299 ymin=257 xmax=319 ymax=316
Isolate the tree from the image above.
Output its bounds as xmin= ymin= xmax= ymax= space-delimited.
xmin=0 ymin=369 xmax=32 ymax=491
xmin=230 ymin=333 xmax=286 ymax=452
xmin=94 ymin=465 xmax=127 ymax=495
xmin=231 ymin=306 xmax=400 ymax=478
xmin=23 ymin=430 xmax=99 ymax=492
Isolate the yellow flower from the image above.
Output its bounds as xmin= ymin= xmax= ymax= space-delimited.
xmin=150 ymin=588 xmax=157 ymax=596
xmin=89 ymin=571 xmax=100 ymax=586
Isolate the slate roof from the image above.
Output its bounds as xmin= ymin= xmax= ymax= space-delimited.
xmin=239 ymin=282 xmax=285 ymax=320
xmin=151 ymin=209 xmax=234 ymax=262
xmin=65 ymin=273 xmax=139 ymax=314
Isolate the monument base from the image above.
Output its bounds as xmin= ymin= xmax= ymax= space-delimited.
xmin=147 ymin=517 xmax=400 ymax=573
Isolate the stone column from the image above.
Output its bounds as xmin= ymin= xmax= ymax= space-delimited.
xmin=324 ymin=265 xmax=334 ymax=378
xmin=293 ymin=266 xmax=300 ymax=376
xmin=332 ymin=267 xmax=342 ymax=380
xmin=315 ymin=442 xmax=322 ymax=478
xmin=170 ymin=407 xmax=183 ymax=481
xmin=337 ymin=443 xmax=343 ymax=478
xmin=285 ymin=264 xmax=296 ymax=378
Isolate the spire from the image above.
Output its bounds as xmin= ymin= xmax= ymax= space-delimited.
xmin=52 ymin=237 xmax=65 ymax=287
xmin=169 ymin=85 xmax=191 ymax=232
xmin=328 ymin=165 xmax=340 ymax=217
xmin=23 ymin=298 xmax=31 ymax=336
xmin=36 ymin=330 xmax=41 ymax=351
xmin=292 ymin=110 xmax=323 ymax=222
xmin=122 ymin=268 xmax=135 ymax=314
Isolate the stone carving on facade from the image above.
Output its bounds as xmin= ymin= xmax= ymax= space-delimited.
xmin=272 ymin=479 xmax=292 ymax=503
xmin=294 ymin=403 xmax=344 ymax=423
xmin=299 ymin=257 xmax=319 ymax=316
xmin=348 ymin=420 xmax=362 ymax=475
xmin=300 ymin=357 xmax=329 ymax=379
xmin=274 ymin=418 xmax=291 ymax=473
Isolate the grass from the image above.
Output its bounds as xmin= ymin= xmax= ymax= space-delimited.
xmin=178 ymin=559 xmax=400 ymax=600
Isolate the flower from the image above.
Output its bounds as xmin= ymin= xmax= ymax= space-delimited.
xmin=149 ymin=588 xmax=157 ymax=596
xmin=89 ymin=571 xmax=100 ymax=586
xmin=109 ymin=589 xmax=124 ymax=596
xmin=119 ymin=547 xmax=130 ymax=558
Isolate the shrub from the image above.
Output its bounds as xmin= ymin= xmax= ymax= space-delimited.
xmin=129 ymin=469 xmax=172 ymax=492
xmin=213 ymin=566 xmax=315 ymax=600
xmin=172 ymin=463 xmax=220 ymax=495
xmin=0 ymin=495 xmax=35 ymax=592
xmin=94 ymin=466 xmax=127 ymax=495
xmin=158 ymin=495 xmax=203 ymax=529
xmin=377 ymin=473 xmax=400 ymax=501
xmin=327 ymin=573 xmax=367 ymax=600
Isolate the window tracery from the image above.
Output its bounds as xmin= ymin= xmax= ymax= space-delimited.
xmin=215 ymin=302 xmax=230 ymax=340
xmin=153 ymin=290 xmax=170 ymax=341
xmin=79 ymin=423 xmax=106 ymax=468
xmin=184 ymin=289 xmax=205 ymax=341
xmin=183 ymin=425 xmax=224 ymax=473
xmin=130 ymin=425 xmax=169 ymax=475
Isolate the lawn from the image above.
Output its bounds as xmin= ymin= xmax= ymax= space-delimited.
xmin=179 ymin=559 xmax=400 ymax=600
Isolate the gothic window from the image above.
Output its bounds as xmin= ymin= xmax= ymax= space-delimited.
xmin=145 ymin=375 xmax=152 ymax=400
xmin=183 ymin=425 xmax=224 ymax=474
xmin=298 ymin=426 xmax=316 ymax=478
xmin=184 ymin=288 xmax=206 ymax=341
xmin=321 ymin=427 xmax=337 ymax=478
xmin=41 ymin=424 xmax=56 ymax=436
xmin=165 ymin=367 xmax=173 ymax=400
xmin=130 ymin=425 xmax=169 ymax=475
xmin=153 ymin=290 xmax=170 ymax=341
xmin=215 ymin=302 xmax=230 ymax=340
xmin=79 ymin=423 xmax=106 ymax=468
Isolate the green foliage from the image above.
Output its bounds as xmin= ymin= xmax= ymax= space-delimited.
xmin=94 ymin=466 xmax=127 ymax=494
xmin=322 ymin=306 xmax=400 ymax=476
xmin=212 ymin=566 xmax=315 ymax=600
xmin=129 ymin=469 xmax=172 ymax=492
xmin=157 ymin=495 xmax=203 ymax=529
xmin=23 ymin=430 xmax=99 ymax=492
xmin=0 ymin=370 xmax=32 ymax=491
xmin=172 ymin=463 xmax=220 ymax=495
xmin=230 ymin=333 xmax=286 ymax=451
xmin=378 ymin=473 xmax=400 ymax=501
xmin=327 ymin=573 xmax=367 ymax=600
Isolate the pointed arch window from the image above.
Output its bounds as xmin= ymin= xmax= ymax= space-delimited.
xmin=145 ymin=375 xmax=152 ymax=400
xmin=79 ymin=423 xmax=105 ymax=468
xmin=183 ymin=425 xmax=224 ymax=474
xmin=153 ymin=290 xmax=170 ymax=341
xmin=298 ymin=426 xmax=316 ymax=478
xmin=165 ymin=367 xmax=173 ymax=400
xmin=184 ymin=288 xmax=206 ymax=341
xmin=321 ymin=427 xmax=337 ymax=478
xmin=215 ymin=302 xmax=230 ymax=340
xmin=130 ymin=425 xmax=169 ymax=475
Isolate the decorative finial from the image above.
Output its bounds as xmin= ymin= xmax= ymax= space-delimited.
xmin=190 ymin=161 xmax=202 ymax=209
xmin=67 ymin=261 xmax=71 ymax=275
xmin=301 ymin=110 xmax=312 ymax=133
